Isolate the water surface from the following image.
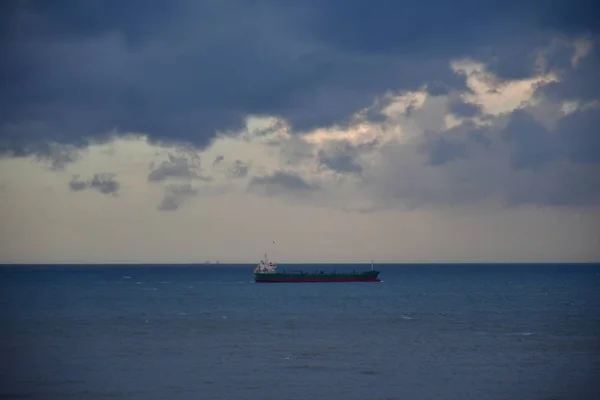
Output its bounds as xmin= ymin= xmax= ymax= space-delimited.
xmin=1 ymin=263 xmax=599 ymax=399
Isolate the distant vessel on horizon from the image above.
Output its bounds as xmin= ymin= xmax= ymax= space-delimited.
xmin=253 ymin=253 xmax=381 ymax=283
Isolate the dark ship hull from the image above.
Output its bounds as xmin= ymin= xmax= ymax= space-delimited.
xmin=254 ymin=270 xmax=381 ymax=283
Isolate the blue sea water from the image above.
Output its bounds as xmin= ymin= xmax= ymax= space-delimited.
xmin=1 ymin=263 xmax=599 ymax=400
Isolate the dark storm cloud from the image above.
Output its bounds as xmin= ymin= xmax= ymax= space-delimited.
xmin=538 ymin=46 xmax=600 ymax=103
xmin=529 ymin=40 xmax=600 ymax=166
xmin=2 ymin=0 xmax=596 ymax=159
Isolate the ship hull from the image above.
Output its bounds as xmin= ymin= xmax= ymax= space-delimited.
xmin=254 ymin=271 xmax=381 ymax=283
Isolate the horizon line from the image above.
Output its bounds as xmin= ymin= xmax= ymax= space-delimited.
xmin=1 ymin=261 xmax=599 ymax=266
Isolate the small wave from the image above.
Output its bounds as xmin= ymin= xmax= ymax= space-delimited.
xmin=285 ymin=364 xmax=328 ymax=371
xmin=388 ymin=315 xmax=418 ymax=324
xmin=122 ymin=276 xmax=131 ymax=279
xmin=140 ymin=287 xmax=158 ymax=291
xmin=359 ymin=370 xmax=381 ymax=375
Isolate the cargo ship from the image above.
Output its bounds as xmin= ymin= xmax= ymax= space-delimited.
xmin=253 ymin=253 xmax=381 ymax=283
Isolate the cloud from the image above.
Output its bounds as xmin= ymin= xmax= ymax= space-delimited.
xmin=148 ymin=153 xmax=210 ymax=182
xmin=157 ymin=196 xmax=179 ymax=211
xmin=248 ymin=171 xmax=319 ymax=197
xmin=2 ymin=0 xmax=596 ymax=162
xmin=316 ymin=140 xmax=377 ymax=175
xmin=68 ymin=173 xmax=120 ymax=196
xmin=447 ymin=97 xmax=482 ymax=118
xmin=318 ymin=150 xmax=362 ymax=175
xmin=218 ymin=42 xmax=598 ymax=212
xmin=277 ymin=136 xmax=315 ymax=166
xmin=89 ymin=173 xmax=120 ymax=195
xmin=157 ymin=183 xmax=198 ymax=211
xmin=35 ymin=143 xmax=81 ymax=170
xmin=556 ymin=108 xmax=600 ymax=164
xmin=2 ymin=0 xmax=598 ymax=218
xmin=420 ymin=135 xmax=469 ymax=167
xmin=212 ymin=155 xmax=224 ymax=166
xmin=500 ymin=109 xmax=558 ymax=171
xmin=229 ymin=160 xmax=249 ymax=178
xmin=68 ymin=175 xmax=87 ymax=191
xmin=536 ymin=39 xmax=599 ymax=102
xmin=0 ymin=132 xmax=82 ymax=170
xmin=365 ymin=96 xmax=600 ymax=210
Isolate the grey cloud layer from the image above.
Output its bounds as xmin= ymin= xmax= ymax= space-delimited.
xmin=2 ymin=0 xmax=597 ymax=159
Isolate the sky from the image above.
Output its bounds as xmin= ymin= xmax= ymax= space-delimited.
xmin=0 ymin=0 xmax=599 ymax=263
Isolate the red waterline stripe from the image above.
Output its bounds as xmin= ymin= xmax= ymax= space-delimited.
xmin=254 ymin=277 xmax=381 ymax=283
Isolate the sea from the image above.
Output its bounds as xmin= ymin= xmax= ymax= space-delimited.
xmin=1 ymin=263 xmax=599 ymax=400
